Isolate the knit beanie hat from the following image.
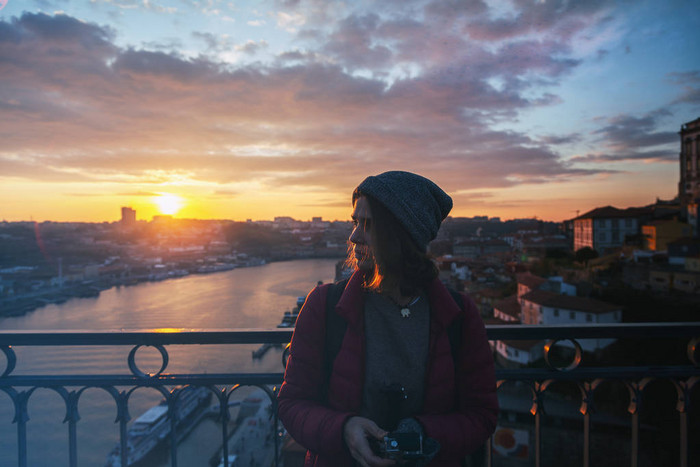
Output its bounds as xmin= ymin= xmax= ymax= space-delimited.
xmin=354 ymin=171 xmax=452 ymax=250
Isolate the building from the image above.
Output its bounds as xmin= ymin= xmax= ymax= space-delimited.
xmin=572 ymin=206 xmax=650 ymax=252
xmin=519 ymin=289 xmax=621 ymax=352
xmin=121 ymin=207 xmax=136 ymax=226
xmin=493 ymin=273 xmax=622 ymax=365
xmin=642 ymin=219 xmax=692 ymax=251
xmin=679 ymin=117 xmax=700 ymax=209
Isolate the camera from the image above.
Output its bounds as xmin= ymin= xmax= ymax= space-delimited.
xmin=372 ymin=432 xmax=425 ymax=462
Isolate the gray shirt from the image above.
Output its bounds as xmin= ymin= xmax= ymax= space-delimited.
xmin=360 ymin=291 xmax=430 ymax=431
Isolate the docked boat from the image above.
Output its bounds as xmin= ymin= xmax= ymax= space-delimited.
xmin=276 ymin=296 xmax=306 ymax=328
xmin=105 ymin=386 xmax=211 ymax=467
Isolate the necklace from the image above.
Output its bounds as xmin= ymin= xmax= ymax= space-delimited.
xmin=385 ymin=294 xmax=421 ymax=318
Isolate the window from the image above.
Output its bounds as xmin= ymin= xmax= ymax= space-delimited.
xmin=586 ymin=314 xmax=593 ymax=322
xmin=553 ymin=309 xmax=559 ymax=317
xmin=569 ymin=311 xmax=575 ymax=320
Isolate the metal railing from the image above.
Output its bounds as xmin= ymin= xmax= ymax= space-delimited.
xmin=1 ymin=323 xmax=699 ymax=467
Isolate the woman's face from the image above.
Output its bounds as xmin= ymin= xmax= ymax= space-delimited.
xmin=349 ymin=196 xmax=375 ymax=271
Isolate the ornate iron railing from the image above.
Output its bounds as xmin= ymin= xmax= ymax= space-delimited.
xmin=1 ymin=323 xmax=699 ymax=467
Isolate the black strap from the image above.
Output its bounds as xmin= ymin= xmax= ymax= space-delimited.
xmin=321 ymin=277 xmax=349 ymax=401
xmin=446 ymin=289 xmax=465 ymax=369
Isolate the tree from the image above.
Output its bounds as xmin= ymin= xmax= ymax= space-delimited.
xmin=574 ymin=247 xmax=598 ymax=266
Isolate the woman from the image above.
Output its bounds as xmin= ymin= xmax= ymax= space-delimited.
xmin=278 ymin=171 xmax=498 ymax=467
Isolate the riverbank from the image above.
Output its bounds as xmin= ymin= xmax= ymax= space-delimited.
xmin=0 ymin=256 xmax=345 ymax=319
xmin=0 ymin=259 xmax=268 ymax=318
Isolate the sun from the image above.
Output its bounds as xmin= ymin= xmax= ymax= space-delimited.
xmin=154 ymin=193 xmax=184 ymax=216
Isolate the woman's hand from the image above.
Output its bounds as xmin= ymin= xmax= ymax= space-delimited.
xmin=343 ymin=416 xmax=395 ymax=467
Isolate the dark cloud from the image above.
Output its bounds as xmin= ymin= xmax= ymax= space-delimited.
xmin=593 ymin=111 xmax=677 ymax=151
xmin=465 ymin=0 xmax=611 ymax=42
xmin=539 ymin=134 xmax=582 ymax=146
xmin=571 ymin=149 xmax=675 ymax=163
xmin=236 ymin=39 xmax=269 ymax=55
xmin=668 ymin=70 xmax=700 ymax=106
xmin=322 ymin=13 xmax=393 ymax=69
xmin=10 ymin=11 xmax=116 ymax=45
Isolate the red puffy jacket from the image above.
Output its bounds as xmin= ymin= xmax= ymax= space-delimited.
xmin=278 ymin=271 xmax=498 ymax=466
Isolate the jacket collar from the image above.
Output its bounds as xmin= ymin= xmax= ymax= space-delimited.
xmin=335 ymin=270 xmax=366 ymax=329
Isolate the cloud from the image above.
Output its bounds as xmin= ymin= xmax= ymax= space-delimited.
xmin=593 ymin=111 xmax=677 ymax=151
xmin=235 ymin=39 xmax=269 ymax=55
xmin=0 ymin=10 xmax=652 ymax=202
xmin=570 ymin=149 xmax=676 ymax=164
xmin=568 ymin=110 xmax=679 ymax=164
xmin=668 ymin=70 xmax=700 ymax=106
xmin=276 ymin=11 xmax=306 ymax=32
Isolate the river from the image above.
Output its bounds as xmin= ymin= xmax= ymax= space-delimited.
xmin=0 ymin=258 xmax=339 ymax=467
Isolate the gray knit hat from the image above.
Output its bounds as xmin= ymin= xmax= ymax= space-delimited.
xmin=354 ymin=171 xmax=452 ymax=250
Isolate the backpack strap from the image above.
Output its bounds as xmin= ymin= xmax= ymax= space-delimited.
xmin=446 ymin=288 xmax=465 ymax=368
xmin=321 ymin=277 xmax=349 ymax=401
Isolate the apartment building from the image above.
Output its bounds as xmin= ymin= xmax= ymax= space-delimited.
xmin=573 ymin=206 xmax=649 ymax=252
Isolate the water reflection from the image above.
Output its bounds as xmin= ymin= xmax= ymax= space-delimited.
xmin=0 ymin=258 xmax=337 ymax=467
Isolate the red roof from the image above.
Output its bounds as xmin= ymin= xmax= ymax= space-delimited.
xmin=520 ymin=289 xmax=620 ymax=314
xmin=493 ymin=295 xmax=521 ymax=319
xmin=516 ymin=272 xmax=546 ymax=289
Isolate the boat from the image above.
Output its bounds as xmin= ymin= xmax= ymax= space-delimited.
xmin=211 ymin=390 xmax=273 ymax=467
xmin=276 ymin=296 xmax=306 ymax=328
xmin=105 ymin=386 xmax=211 ymax=467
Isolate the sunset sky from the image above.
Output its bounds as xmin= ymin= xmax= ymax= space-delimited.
xmin=1 ymin=0 xmax=698 ymax=223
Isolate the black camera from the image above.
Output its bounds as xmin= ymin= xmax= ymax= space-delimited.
xmin=384 ymin=432 xmax=423 ymax=459
xmin=373 ymin=432 xmax=424 ymax=462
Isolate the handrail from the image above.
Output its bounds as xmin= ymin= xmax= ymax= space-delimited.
xmin=0 ymin=322 xmax=698 ymax=345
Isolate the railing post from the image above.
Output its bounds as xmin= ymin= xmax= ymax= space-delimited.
xmin=675 ymin=377 xmax=699 ymax=467
xmin=169 ymin=404 xmax=178 ymax=467
xmin=115 ymin=390 xmax=130 ymax=467
xmin=221 ymin=387 xmax=232 ymax=467
xmin=15 ymin=390 xmax=29 ymax=467
xmin=67 ymin=390 xmax=80 ymax=467
xmin=580 ymin=382 xmax=593 ymax=467
xmin=627 ymin=382 xmax=640 ymax=467
xmin=530 ymin=381 xmax=548 ymax=467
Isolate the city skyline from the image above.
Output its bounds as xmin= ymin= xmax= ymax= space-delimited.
xmin=1 ymin=0 xmax=699 ymax=223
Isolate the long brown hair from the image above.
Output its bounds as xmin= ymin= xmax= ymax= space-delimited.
xmin=348 ymin=191 xmax=438 ymax=296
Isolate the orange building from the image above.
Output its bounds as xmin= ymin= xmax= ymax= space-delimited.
xmin=642 ymin=219 xmax=692 ymax=251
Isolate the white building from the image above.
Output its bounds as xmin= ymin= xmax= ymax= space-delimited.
xmin=520 ymin=289 xmax=621 ymax=352
xmin=573 ymin=206 xmax=649 ymax=252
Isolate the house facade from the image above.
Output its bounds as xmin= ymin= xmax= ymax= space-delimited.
xmin=573 ymin=206 xmax=649 ymax=252
xmin=520 ymin=289 xmax=621 ymax=352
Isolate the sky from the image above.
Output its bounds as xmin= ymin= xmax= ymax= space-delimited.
xmin=0 ymin=0 xmax=698 ymax=223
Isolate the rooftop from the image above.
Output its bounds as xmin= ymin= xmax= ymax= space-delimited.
xmin=520 ymin=289 xmax=620 ymax=314
xmin=574 ymin=205 xmax=652 ymax=220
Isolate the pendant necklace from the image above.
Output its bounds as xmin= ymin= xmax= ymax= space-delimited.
xmin=387 ymin=295 xmax=420 ymax=318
